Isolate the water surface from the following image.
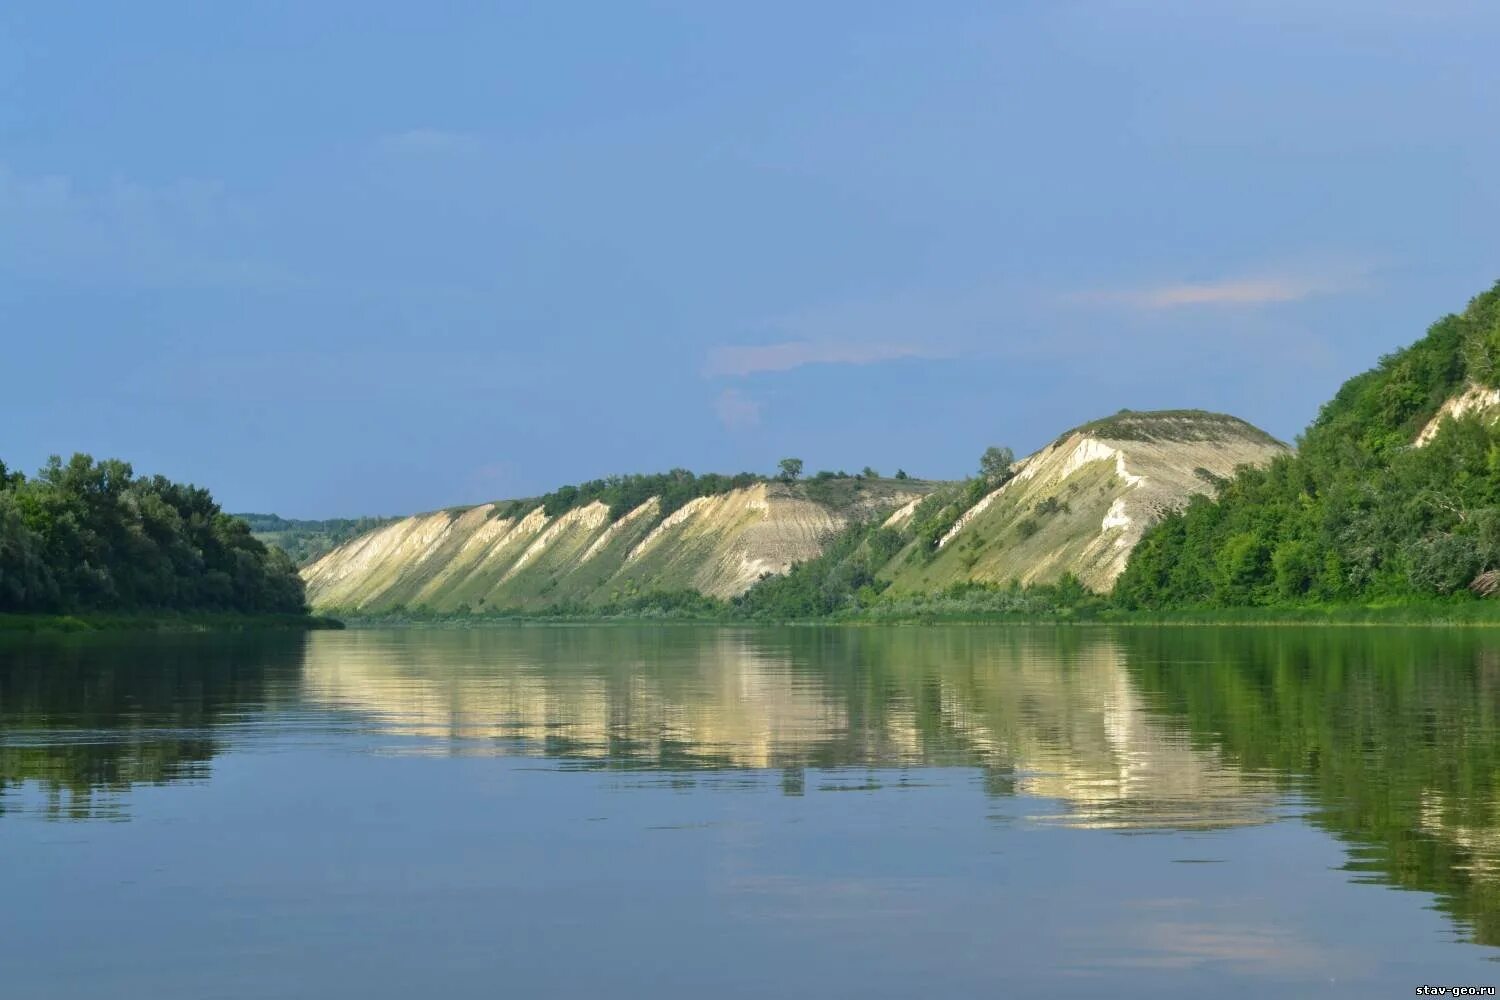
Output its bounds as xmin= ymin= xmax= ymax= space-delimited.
xmin=3 ymin=625 xmax=1499 ymax=997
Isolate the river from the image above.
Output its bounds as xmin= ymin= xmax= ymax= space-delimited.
xmin=3 ymin=625 xmax=1497 ymax=997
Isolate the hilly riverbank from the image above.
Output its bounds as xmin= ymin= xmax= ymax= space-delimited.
xmin=303 ymin=408 xmax=1288 ymax=619
xmin=294 ymin=282 xmax=1500 ymax=624
xmin=288 ymin=283 xmax=1500 ymax=624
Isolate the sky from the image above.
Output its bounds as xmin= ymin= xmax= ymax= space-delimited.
xmin=3 ymin=1 xmax=1498 ymax=517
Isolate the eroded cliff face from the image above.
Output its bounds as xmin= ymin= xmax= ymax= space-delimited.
xmin=883 ymin=411 xmax=1290 ymax=594
xmin=303 ymin=481 xmax=926 ymax=612
xmin=1415 ymin=382 xmax=1500 ymax=447
xmin=304 ymin=410 xmax=1285 ymax=610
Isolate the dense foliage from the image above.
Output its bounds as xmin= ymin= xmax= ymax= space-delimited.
xmin=732 ymin=454 xmax=1001 ymax=621
xmin=730 ymin=514 xmax=1101 ymax=622
xmin=499 ymin=466 xmax=922 ymax=525
xmin=797 ymin=469 xmax=907 ymax=508
xmin=235 ymin=512 xmax=399 ymax=565
xmin=505 ymin=468 xmax=767 ymax=522
xmin=732 ymin=520 xmax=906 ymax=618
xmin=906 ymin=446 xmax=1016 ymax=552
xmin=0 ymin=454 xmax=307 ymax=615
xmin=1116 ymin=282 xmax=1500 ymax=608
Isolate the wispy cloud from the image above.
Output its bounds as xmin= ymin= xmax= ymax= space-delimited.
xmin=1124 ymin=278 xmax=1316 ymax=307
xmin=708 ymin=283 xmax=1018 ymax=377
xmin=713 ymin=387 xmax=762 ymax=429
xmin=1083 ymin=269 xmax=1366 ymax=310
xmin=704 ymin=340 xmax=937 ymax=377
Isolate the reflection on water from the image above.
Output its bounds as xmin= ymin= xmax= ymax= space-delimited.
xmin=1126 ymin=628 xmax=1500 ymax=949
xmin=4 ymin=624 xmax=1500 ymax=953
xmin=0 ymin=633 xmax=304 ymax=820
xmin=300 ymin=628 xmax=1278 ymax=831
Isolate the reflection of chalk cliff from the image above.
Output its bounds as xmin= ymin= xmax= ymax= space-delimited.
xmin=937 ymin=643 xmax=1277 ymax=831
xmin=304 ymin=630 xmax=847 ymax=770
xmin=1422 ymin=791 xmax=1500 ymax=882
xmin=299 ymin=628 xmax=1276 ymax=831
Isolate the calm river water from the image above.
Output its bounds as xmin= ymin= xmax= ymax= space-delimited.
xmin=3 ymin=625 xmax=1500 ymax=997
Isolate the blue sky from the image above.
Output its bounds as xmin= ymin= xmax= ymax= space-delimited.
xmin=4 ymin=1 xmax=1498 ymax=516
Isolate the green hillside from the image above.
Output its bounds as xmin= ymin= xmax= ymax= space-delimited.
xmin=1116 ymin=281 xmax=1500 ymax=608
xmin=732 ymin=411 xmax=1287 ymax=619
xmin=303 ymin=408 xmax=1289 ymax=619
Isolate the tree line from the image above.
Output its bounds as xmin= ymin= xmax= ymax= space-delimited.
xmin=0 ymin=454 xmax=307 ymax=615
xmin=234 ymin=512 xmax=400 ymax=566
xmin=1116 ymin=282 xmax=1500 ymax=608
xmin=504 ymin=468 xmax=768 ymax=522
xmin=508 ymin=462 xmax=918 ymax=524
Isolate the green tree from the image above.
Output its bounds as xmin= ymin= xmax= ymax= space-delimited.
xmin=1115 ymin=281 xmax=1500 ymax=609
xmin=0 ymin=453 xmax=307 ymax=615
xmin=777 ymin=457 xmax=804 ymax=482
xmin=979 ymin=446 xmax=1015 ymax=483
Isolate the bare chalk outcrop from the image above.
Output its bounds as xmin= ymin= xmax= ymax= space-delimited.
xmin=304 ymin=480 xmax=927 ymax=611
xmin=887 ymin=411 xmax=1289 ymax=594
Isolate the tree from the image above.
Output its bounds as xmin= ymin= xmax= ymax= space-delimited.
xmin=1115 ymin=281 xmax=1500 ymax=609
xmin=894 ymin=469 xmax=909 ymax=480
xmin=979 ymin=446 xmax=1015 ymax=483
xmin=0 ymin=452 xmax=307 ymax=615
xmin=778 ymin=458 xmax=804 ymax=482
xmin=861 ymin=466 xmax=879 ymax=479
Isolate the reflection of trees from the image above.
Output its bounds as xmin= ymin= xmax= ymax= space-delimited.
xmin=13 ymin=624 xmax=1500 ymax=951
xmin=0 ymin=634 xmax=305 ymax=819
xmin=301 ymin=626 xmax=1276 ymax=830
xmin=1121 ymin=627 xmax=1500 ymax=947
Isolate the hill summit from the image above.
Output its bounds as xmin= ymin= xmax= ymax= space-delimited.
xmin=877 ymin=410 xmax=1289 ymax=595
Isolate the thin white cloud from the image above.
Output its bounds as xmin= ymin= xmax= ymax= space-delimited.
xmin=710 ymin=283 xmax=1011 ymax=378
xmin=704 ymin=340 xmax=936 ymax=377
xmin=1083 ymin=268 xmax=1366 ymax=310
xmin=1126 ymin=278 xmax=1316 ymax=307
xmin=713 ymin=387 xmax=762 ymax=429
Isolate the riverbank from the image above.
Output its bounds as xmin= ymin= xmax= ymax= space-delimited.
xmin=0 ymin=612 xmax=345 ymax=634
xmin=325 ymin=600 xmax=1500 ymax=628
xmin=844 ymin=600 xmax=1500 ymax=626
xmin=1095 ymin=603 xmax=1500 ymax=626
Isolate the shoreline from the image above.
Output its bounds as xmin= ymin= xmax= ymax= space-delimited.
xmin=0 ymin=612 xmax=345 ymax=635
xmin=323 ymin=603 xmax=1500 ymax=629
